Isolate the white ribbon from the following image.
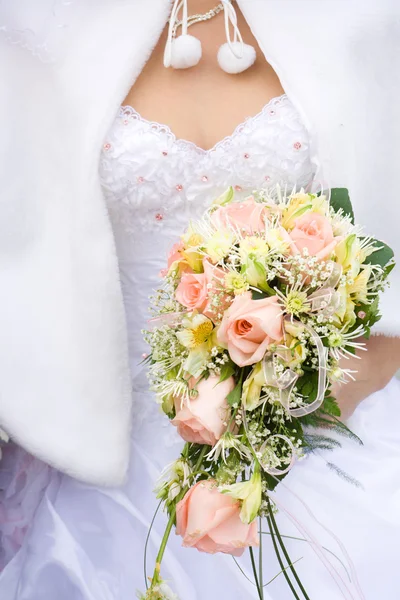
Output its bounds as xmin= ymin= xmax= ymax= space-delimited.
xmin=221 ymin=0 xmax=244 ymax=59
xmin=271 ymin=492 xmax=365 ymax=599
xmin=261 ymin=264 xmax=342 ymax=419
xmin=164 ymin=0 xmax=187 ymax=68
xmin=262 ymin=320 xmax=328 ymax=418
xmin=148 ymin=310 xmax=188 ymax=329
xmin=308 ymin=261 xmax=343 ymax=315
xmin=259 ymin=434 xmax=297 ymax=476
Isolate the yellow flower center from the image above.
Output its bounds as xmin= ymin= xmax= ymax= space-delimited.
xmin=240 ymin=236 xmax=269 ymax=257
xmin=286 ymin=291 xmax=309 ymax=315
xmin=191 ymin=320 xmax=214 ymax=346
xmin=328 ymin=332 xmax=343 ymax=348
xmin=225 ymin=272 xmax=248 ymax=294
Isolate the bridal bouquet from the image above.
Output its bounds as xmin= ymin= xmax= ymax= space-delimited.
xmin=140 ymin=186 xmax=394 ymax=600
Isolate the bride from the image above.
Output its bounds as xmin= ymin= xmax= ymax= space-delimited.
xmin=0 ymin=1 xmax=400 ymax=598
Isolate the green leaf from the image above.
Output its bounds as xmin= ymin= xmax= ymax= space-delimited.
xmin=227 ymin=379 xmax=243 ymax=407
xmin=354 ymin=296 xmax=381 ymax=334
xmin=219 ymin=359 xmax=236 ymax=383
xmin=322 ymin=394 xmax=341 ymax=418
xmin=213 ymin=186 xmax=234 ymax=206
xmin=295 ymin=372 xmax=318 ymax=403
xmin=363 ymin=326 xmax=372 ymax=339
xmin=384 ymin=262 xmax=396 ymax=280
xmin=329 ymin=188 xmax=355 ymax=224
xmin=251 ymin=289 xmax=268 ymax=301
xmin=364 ymin=239 xmax=395 ymax=269
xmin=287 ymin=203 xmax=313 ymax=222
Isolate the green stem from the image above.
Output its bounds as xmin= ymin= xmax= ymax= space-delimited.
xmin=265 ymin=558 xmax=304 ymax=587
xmin=151 ymin=445 xmax=208 ymax=586
xmin=144 ymin=500 xmax=163 ymax=589
xmin=267 ymin=514 xmax=301 ymax=600
xmin=228 ymin=406 xmax=239 ymax=430
xmin=260 ymin=531 xmax=351 ymax=581
xmin=258 ymin=517 xmax=264 ymax=598
xmin=187 ymin=469 xmax=210 ymax=481
xmin=268 ymin=498 xmax=310 ymax=600
xmin=249 ymin=547 xmax=263 ymax=600
xmin=152 ymin=507 xmax=177 ymax=585
xmin=182 ymin=442 xmax=190 ymax=459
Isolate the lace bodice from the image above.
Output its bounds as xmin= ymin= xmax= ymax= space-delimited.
xmin=99 ymin=94 xmax=315 ymax=381
xmin=100 ymin=95 xmax=314 ymax=235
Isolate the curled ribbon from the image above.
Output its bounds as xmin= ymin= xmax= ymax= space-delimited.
xmin=262 ymin=319 xmax=328 ymax=418
xmin=259 ymin=261 xmax=342 ymax=417
xmin=148 ymin=311 xmax=188 ymax=329
xmin=309 ymin=288 xmax=341 ymax=315
xmin=258 ymin=434 xmax=297 ymax=476
xmin=241 ymin=405 xmax=297 ymax=479
xmin=261 ymin=264 xmax=342 ymax=418
xmin=308 ymin=261 xmax=342 ymax=316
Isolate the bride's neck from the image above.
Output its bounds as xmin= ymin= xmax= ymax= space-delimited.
xmin=186 ymin=0 xmax=227 ymax=15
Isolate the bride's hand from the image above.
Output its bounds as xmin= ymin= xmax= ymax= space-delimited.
xmin=332 ymin=335 xmax=400 ymax=421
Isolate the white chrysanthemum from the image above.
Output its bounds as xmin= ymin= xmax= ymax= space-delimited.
xmin=207 ymin=432 xmax=252 ymax=463
xmin=328 ymin=324 xmax=367 ymax=361
xmin=155 ymin=459 xmax=191 ymax=503
xmin=205 ymin=231 xmax=234 ymax=263
xmin=224 ymin=271 xmax=249 ymax=295
xmin=238 ymin=236 xmax=269 ymax=260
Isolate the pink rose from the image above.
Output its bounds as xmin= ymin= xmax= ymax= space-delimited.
xmin=172 ymin=376 xmax=235 ymax=446
xmin=176 ymin=272 xmax=208 ymax=311
xmin=289 ymin=212 xmax=337 ymax=260
xmin=176 ymin=480 xmax=259 ymax=556
xmin=211 ymin=197 xmax=266 ymax=233
xmin=217 ymin=292 xmax=283 ymax=367
xmin=175 ymin=259 xmax=226 ymax=314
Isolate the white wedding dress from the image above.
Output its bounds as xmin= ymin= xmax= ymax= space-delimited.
xmin=1 ymin=94 xmax=400 ymax=600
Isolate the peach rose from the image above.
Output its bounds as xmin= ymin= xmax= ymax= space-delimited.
xmin=176 ymin=272 xmax=208 ymax=311
xmin=289 ymin=212 xmax=337 ymax=260
xmin=175 ymin=259 xmax=226 ymax=314
xmin=211 ymin=197 xmax=266 ymax=234
xmin=176 ymin=480 xmax=259 ymax=556
xmin=217 ymin=292 xmax=283 ymax=367
xmin=172 ymin=376 xmax=235 ymax=446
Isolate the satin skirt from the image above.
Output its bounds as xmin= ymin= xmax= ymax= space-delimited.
xmin=1 ymin=377 xmax=400 ymax=600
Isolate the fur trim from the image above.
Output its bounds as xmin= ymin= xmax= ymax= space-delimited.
xmin=0 ymin=0 xmax=171 ymax=485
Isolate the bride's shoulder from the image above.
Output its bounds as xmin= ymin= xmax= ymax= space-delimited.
xmin=0 ymin=0 xmax=94 ymax=64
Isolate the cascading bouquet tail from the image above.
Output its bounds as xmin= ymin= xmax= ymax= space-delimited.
xmin=140 ymin=186 xmax=394 ymax=600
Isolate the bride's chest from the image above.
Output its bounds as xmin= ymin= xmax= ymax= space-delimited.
xmin=99 ymin=94 xmax=315 ymax=235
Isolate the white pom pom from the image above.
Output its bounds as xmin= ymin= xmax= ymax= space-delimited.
xmin=170 ymin=35 xmax=202 ymax=69
xmin=217 ymin=42 xmax=256 ymax=74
